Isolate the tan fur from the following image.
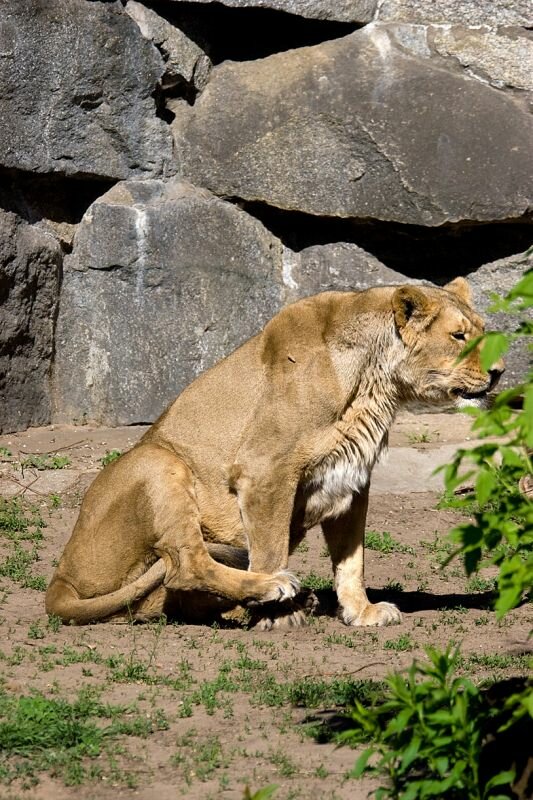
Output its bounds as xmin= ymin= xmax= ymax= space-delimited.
xmin=46 ymin=281 xmax=503 ymax=627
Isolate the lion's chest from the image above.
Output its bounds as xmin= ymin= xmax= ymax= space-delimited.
xmin=302 ymin=436 xmax=386 ymax=528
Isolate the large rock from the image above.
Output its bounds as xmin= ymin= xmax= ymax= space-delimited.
xmin=172 ymin=0 xmax=377 ymax=24
xmin=175 ymin=23 xmax=532 ymax=225
xmin=52 ymin=178 xmax=404 ymax=425
xmin=0 ymin=0 xmax=174 ymax=180
xmin=125 ymin=1 xmax=211 ymax=93
xmin=52 ymin=180 xmax=289 ymax=426
xmin=0 ymin=211 xmax=62 ymax=433
xmin=293 ymin=243 xmax=408 ymax=296
xmin=394 ymin=25 xmax=533 ymax=93
xmin=432 ymin=27 xmax=532 ymax=92
xmin=377 ymin=1 xmax=532 ymax=27
xmin=467 ymin=250 xmax=532 ymax=387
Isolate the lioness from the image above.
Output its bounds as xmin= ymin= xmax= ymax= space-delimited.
xmin=46 ymin=280 xmax=503 ymax=628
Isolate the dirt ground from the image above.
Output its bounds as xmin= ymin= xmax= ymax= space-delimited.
xmin=0 ymin=412 xmax=531 ymax=800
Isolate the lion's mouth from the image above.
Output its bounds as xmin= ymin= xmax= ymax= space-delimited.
xmin=451 ymin=386 xmax=489 ymax=400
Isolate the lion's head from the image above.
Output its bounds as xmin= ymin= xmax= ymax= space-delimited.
xmin=392 ymin=278 xmax=504 ymax=409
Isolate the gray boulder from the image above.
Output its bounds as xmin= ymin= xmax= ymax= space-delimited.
xmin=52 ymin=179 xmax=402 ymax=426
xmin=0 ymin=0 xmax=174 ymax=180
xmin=52 ymin=180 xmax=289 ymax=426
xmin=467 ymin=250 xmax=532 ymax=387
xmin=377 ymin=1 xmax=532 ymax=27
xmin=175 ymin=23 xmax=532 ymax=225
xmin=290 ymin=243 xmax=409 ymax=297
xmin=432 ymin=27 xmax=532 ymax=92
xmin=394 ymin=25 xmax=533 ymax=93
xmin=168 ymin=0 xmax=377 ymax=24
xmin=0 ymin=211 xmax=62 ymax=433
xmin=125 ymin=1 xmax=211 ymax=93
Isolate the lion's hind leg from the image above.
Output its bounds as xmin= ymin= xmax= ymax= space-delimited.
xmin=144 ymin=447 xmax=300 ymax=605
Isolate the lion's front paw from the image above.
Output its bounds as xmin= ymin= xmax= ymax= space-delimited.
xmin=261 ymin=570 xmax=300 ymax=603
xmin=342 ymin=601 xmax=401 ymax=627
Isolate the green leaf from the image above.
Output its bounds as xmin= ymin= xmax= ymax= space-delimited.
xmin=475 ymin=468 xmax=496 ymax=507
xmin=245 ymin=785 xmax=279 ymax=800
xmin=524 ymin=384 xmax=533 ymax=448
xmin=457 ymin=335 xmax=484 ymax=362
xmin=484 ymin=769 xmax=515 ymax=791
xmin=507 ymin=268 xmax=533 ymax=307
xmin=399 ymin=736 xmax=421 ymax=771
xmin=480 ymin=333 xmax=509 ymax=372
xmin=350 ymin=747 xmax=374 ymax=778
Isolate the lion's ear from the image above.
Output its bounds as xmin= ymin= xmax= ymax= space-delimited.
xmin=392 ymin=286 xmax=437 ymax=331
xmin=444 ymin=277 xmax=472 ymax=306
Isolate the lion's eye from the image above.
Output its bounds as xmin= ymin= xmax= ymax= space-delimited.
xmin=452 ymin=332 xmax=466 ymax=341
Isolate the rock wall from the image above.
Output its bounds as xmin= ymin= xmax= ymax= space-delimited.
xmin=0 ymin=0 xmax=531 ymax=430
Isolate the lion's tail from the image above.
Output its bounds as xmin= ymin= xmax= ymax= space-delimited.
xmin=45 ymin=559 xmax=167 ymax=625
xmin=45 ymin=544 xmax=249 ymax=625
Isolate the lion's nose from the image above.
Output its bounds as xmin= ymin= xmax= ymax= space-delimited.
xmin=488 ymin=364 xmax=505 ymax=391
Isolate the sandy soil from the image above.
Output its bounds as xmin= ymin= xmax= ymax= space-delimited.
xmin=0 ymin=412 xmax=530 ymax=800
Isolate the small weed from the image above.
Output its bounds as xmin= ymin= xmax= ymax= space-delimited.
xmin=100 ymin=450 xmax=122 ymax=467
xmin=300 ymin=572 xmax=333 ymax=591
xmin=383 ymin=633 xmax=414 ymax=652
xmin=0 ymin=447 xmax=12 ymax=458
xmin=467 ymin=575 xmax=497 ymax=593
xmin=383 ymin=580 xmax=404 ymax=593
xmin=106 ymin=654 xmax=152 ymax=683
xmin=324 ymin=632 xmax=358 ymax=649
xmin=20 ymin=453 xmax=71 ymax=471
xmin=178 ymin=697 xmax=193 ymax=718
xmin=439 ymin=607 xmax=469 ymax=627
xmin=365 ymin=531 xmax=414 ymax=555
xmin=287 ymin=678 xmax=383 ymax=709
xmin=269 ymin=749 xmax=297 ymax=777
xmin=27 ymin=621 xmax=45 ymax=640
xmin=458 ymin=652 xmax=531 ymax=673
xmin=0 ymin=543 xmax=47 ymax=591
xmin=49 ymin=494 xmax=62 ymax=508
xmin=47 ymin=614 xmax=62 ymax=633
xmin=407 ymin=430 xmax=437 ymax=444
xmin=421 ymin=533 xmax=454 ymax=566
xmin=195 ymin=736 xmax=225 ymax=780
xmin=295 ymin=540 xmax=309 ymax=553
xmin=172 ymin=733 xmax=225 ymax=784
xmin=62 ymin=646 xmax=100 ymax=665
xmin=0 ymin=498 xmax=45 ymax=542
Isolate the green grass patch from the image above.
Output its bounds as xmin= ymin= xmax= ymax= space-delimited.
xmin=0 ymin=498 xmax=45 ymax=542
xmin=458 ymin=652 xmax=531 ymax=673
xmin=100 ymin=450 xmax=122 ymax=467
xmin=300 ymin=572 xmax=333 ymax=591
xmin=0 ymin=499 xmax=47 ymax=591
xmin=0 ymin=543 xmax=47 ymax=591
xmin=383 ymin=633 xmax=414 ymax=652
xmin=0 ymin=686 xmax=167 ymax=787
xmin=466 ymin=575 xmax=497 ymax=593
xmin=20 ymin=453 xmax=71 ymax=471
xmin=365 ymin=530 xmax=414 ymax=555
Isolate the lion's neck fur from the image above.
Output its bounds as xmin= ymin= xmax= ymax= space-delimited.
xmin=302 ymin=314 xmax=405 ymax=526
